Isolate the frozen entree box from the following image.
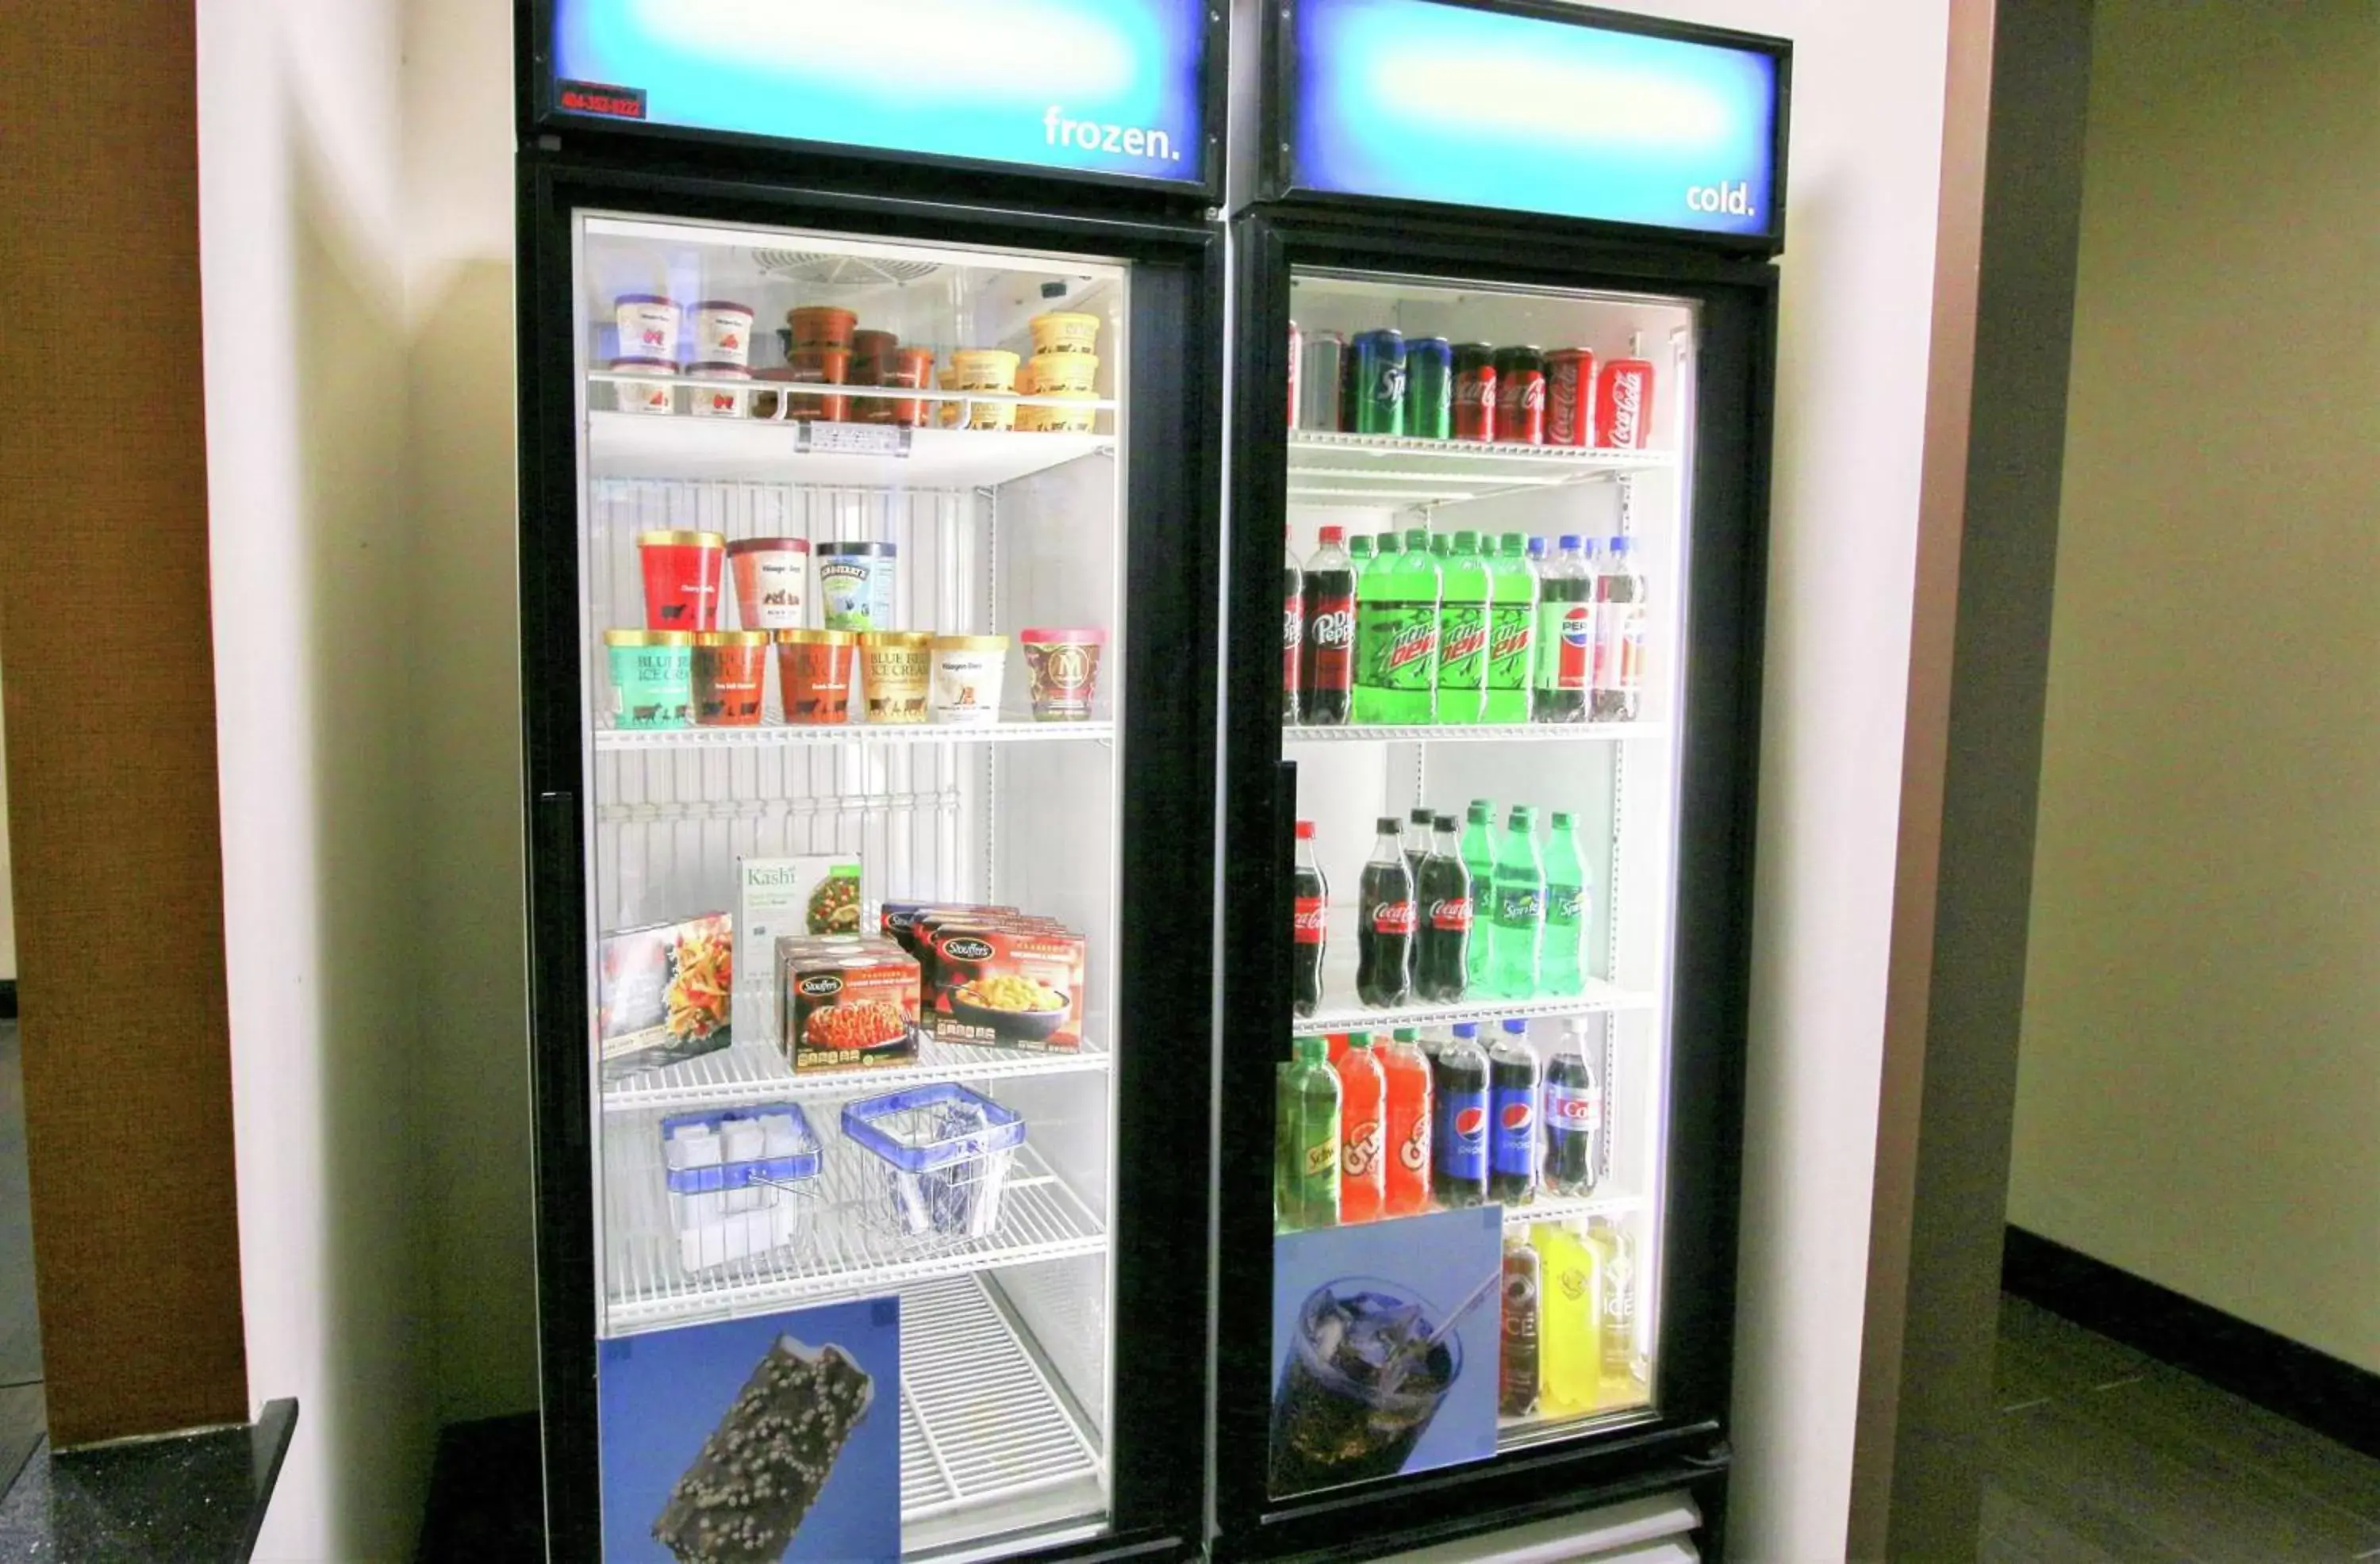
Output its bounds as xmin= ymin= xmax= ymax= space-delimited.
xmin=777 ymin=935 xmax=921 ymax=1074
xmin=922 ymin=919 xmax=1087 ymax=1052
xmin=596 ymin=913 xmax=733 ymax=1080
xmin=739 ymin=856 xmax=863 ymax=1041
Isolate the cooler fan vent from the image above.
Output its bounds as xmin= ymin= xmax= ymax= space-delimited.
xmin=751 ymin=249 xmax=941 ymax=286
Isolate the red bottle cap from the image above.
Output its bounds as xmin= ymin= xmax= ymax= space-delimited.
xmin=1295 ymin=821 xmax=1316 ymax=840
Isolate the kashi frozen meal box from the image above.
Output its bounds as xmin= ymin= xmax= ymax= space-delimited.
xmin=778 ymin=936 xmax=921 ymax=1074
xmin=597 ymin=914 xmax=733 ymax=1080
xmin=923 ymin=920 xmax=1086 ymax=1052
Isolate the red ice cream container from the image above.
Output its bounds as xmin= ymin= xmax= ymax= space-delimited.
xmin=638 ymin=530 xmax=727 ymax=632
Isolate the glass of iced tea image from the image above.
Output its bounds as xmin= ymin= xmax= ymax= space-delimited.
xmin=1269 ymin=1277 xmax=1463 ymax=1496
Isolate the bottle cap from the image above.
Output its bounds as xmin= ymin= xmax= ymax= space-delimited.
xmin=1509 ymin=803 xmax=1537 ymax=826
xmin=1452 ymin=1022 xmax=1479 ymax=1039
xmin=1346 ymin=1033 xmax=1372 ymax=1049
xmin=1376 ymin=816 xmax=1402 ymax=834
xmin=1559 ymin=534 xmax=1583 ymax=550
xmin=1468 ymin=799 xmax=1493 ymax=821
xmin=1429 ymin=534 xmax=1453 ymax=555
xmin=1551 ymin=811 xmax=1575 ymax=829
xmin=1403 ymin=527 xmax=1430 ymax=549
xmin=1392 ymin=1028 xmax=1418 ymax=1042
xmin=1295 ymin=820 xmax=1315 ymax=840
xmin=1434 ymin=814 xmax=1457 ymax=832
xmin=1609 ymin=536 xmax=1632 ymax=555
xmin=1350 ymin=536 xmax=1373 ymax=558
xmin=1503 ymin=1018 xmax=1530 ymax=1034
xmin=1295 ymin=1037 xmax=1329 ymax=1063
xmin=1375 ymin=531 xmax=1399 ymax=554
xmin=1319 ymin=525 xmax=1345 ymax=545
xmin=1410 ymin=807 xmax=1434 ymax=826
xmin=1500 ymin=531 xmax=1526 ymax=551
xmin=1526 ymin=537 xmax=1548 ymax=558
xmin=1453 ymin=529 xmax=1479 ymax=551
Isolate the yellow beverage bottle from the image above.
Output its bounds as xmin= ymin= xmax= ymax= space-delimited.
xmin=1584 ymin=1218 xmax=1647 ymax=1405
xmin=1531 ymin=1223 xmax=1602 ymax=1416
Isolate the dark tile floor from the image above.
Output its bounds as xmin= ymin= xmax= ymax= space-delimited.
xmin=0 ymin=1017 xmax=42 ymax=1496
xmin=1986 ymin=1295 xmax=2380 ymax=1562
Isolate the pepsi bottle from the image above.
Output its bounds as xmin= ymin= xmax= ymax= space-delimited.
xmin=1431 ymin=1023 xmax=1490 ymax=1207
xmin=1488 ymin=1018 xmax=1541 ymax=1204
xmin=1356 ymin=817 xmax=1416 ymax=1009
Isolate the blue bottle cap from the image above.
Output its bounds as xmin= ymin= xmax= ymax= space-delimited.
xmin=1452 ymin=1022 xmax=1479 ymax=1039
xmin=1526 ymin=537 xmax=1548 ymax=558
xmin=1609 ymin=536 xmax=1632 ymax=555
xmin=1558 ymin=534 xmax=1583 ymax=550
xmin=1503 ymin=1018 xmax=1530 ymax=1035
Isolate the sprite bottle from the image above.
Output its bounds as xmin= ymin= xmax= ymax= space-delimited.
xmin=1491 ymin=804 xmax=1546 ymax=998
xmin=1434 ymin=531 xmax=1491 ymax=725
xmin=1461 ymin=799 xmax=1497 ymax=993
xmin=1484 ymin=530 xmax=1537 ymax=724
xmin=1353 ymin=526 xmax=1441 ymax=725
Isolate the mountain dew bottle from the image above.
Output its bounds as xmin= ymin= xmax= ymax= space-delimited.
xmin=1354 ymin=527 xmax=1441 ymax=724
xmin=1434 ymin=531 xmax=1491 ymax=725
xmin=1484 ymin=531 xmax=1537 ymax=724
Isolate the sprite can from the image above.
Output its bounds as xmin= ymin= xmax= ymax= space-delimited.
xmin=1406 ymin=336 xmax=1454 ymax=440
xmin=1345 ymin=329 xmax=1408 ymax=438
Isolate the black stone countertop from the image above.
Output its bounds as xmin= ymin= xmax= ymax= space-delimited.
xmin=0 ymin=1398 xmax=296 ymax=1562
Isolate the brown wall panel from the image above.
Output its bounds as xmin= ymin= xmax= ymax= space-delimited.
xmin=0 ymin=2 xmax=249 ymax=1443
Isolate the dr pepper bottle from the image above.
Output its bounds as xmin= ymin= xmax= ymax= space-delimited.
xmin=1494 ymin=346 xmax=1547 ymax=447
xmin=1546 ymin=348 xmax=1596 ymax=447
xmin=1453 ymin=343 xmax=1499 ymax=443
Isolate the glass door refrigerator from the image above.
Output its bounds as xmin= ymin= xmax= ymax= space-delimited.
xmin=1217 ymin=2 xmax=1786 ymax=1557
xmin=515 ymin=5 xmax=1220 ymax=1558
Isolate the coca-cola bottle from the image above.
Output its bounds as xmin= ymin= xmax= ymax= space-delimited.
xmin=1291 ymin=820 xmax=1326 ymax=1018
xmin=1355 ymin=816 xmax=1415 ymax=1009
xmin=1299 ymin=526 xmax=1356 ymax=725
xmin=1283 ymin=533 xmax=1303 ymax=726
xmin=1401 ymin=807 xmax=1434 ymax=883
xmin=1414 ymin=814 xmax=1472 ymax=1002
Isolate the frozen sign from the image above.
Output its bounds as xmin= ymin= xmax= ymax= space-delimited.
xmin=549 ymin=0 xmax=1208 ymax=185
xmin=1289 ymin=0 xmax=1785 ymax=243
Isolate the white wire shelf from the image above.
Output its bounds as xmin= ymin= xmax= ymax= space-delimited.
xmin=1288 ymin=431 xmax=1676 ymax=510
xmin=603 ymin=1134 xmax=1107 ymax=1336
xmin=1498 ymin=1186 xmax=1647 ymax=1229
xmin=900 ymin=1275 xmax=1104 ymax=1526
xmin=593 ymin=719 xmax=1115 ymax=752
xmin=1282 ymin=720 xmax=1666 ymax=746
xmin=587 ymin=408 xmax=1114 ymax=486
xmin=604 ymin=1036 xmax=1113 ymax=1115
xmin=1291 ymin=982 xmax=1653 ymax=1037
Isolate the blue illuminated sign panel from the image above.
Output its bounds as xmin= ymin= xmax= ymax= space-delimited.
xmin=1289 ymin=0 xmax=1783 ymax=240
xmin=548 ymin=0 xmax=1209 ymax=186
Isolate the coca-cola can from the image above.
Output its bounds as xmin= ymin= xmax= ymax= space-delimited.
xmin=1297 ymin=330 xmax=1345 ymax=431
xmin=1453 ymin=343 xmax=1498 ymax=443
xmin=1595 ymin=357 xmax=1656 ymax=450
xmin=1288 ymin=320 xmax=1303 ymax=431
xmin=1494 ymin=346 xmax=1547 ymax=447
xmin=1546 ymin=348 xmax=1596 ymax=447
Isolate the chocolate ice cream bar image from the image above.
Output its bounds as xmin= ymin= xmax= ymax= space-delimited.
xmin=652 ymin=1336 xmax=876 ymax=1563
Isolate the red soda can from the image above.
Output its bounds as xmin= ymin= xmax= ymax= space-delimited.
xmin=1493 ymin=346 xmax=1546 ymax=446
xmin=1545 ymin=348 xmax=1596 ymax=447
xmin=1453 ymin=343 xmax=1498 ymax=443
xmin=1287 ymin=320 xmax=1303 ymax=431
xmin=1595 ymin=356 xmax=1656 ymax=449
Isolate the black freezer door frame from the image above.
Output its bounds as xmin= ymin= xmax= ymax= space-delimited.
xmin=517 ymin=0 xmax=1230 ymax=209
xmin=1214 ymin=209 xmax=1773 ymax=1560
xmin=515 ymin=155 xmax=1224 ymax=1562
xmin=1230 ymin=0 xmax=1791 ymax=258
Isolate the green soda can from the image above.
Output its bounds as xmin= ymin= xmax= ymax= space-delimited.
xmin=1406 ymin=336 xmax=1454 ymax=440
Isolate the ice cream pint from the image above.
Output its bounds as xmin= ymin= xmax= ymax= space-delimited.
xmin=929 ymin=635 xmax=1010 ymax=725
xmin=686 ymin=362 xmax=750 ymax=419
xmin=776 ymin=630 xmax=857 ymax=725
xmin=786 ymin=306 xmax=858 ymax=350
xmin=610 ymin=357 xmax=677 ymax=415
xmin=605 ymin=630 xmax=694 ymax=730
xmin=693 ymin=631 xmax=770 ymax=726
xmin=1030 ymin=312 xmax=1101 ymax=357
xmin=638 ymin=530 xmax=727 ymax=631
xmin=614 ymin=294 xmax=679 ymax=358
xmin=1020 ymin=627 xmax=1107 ymax=720
xmin=690 ymin=301 xmax=754 ymax=366
xmin=816 ymin=542 xmax=898 ymax=632
xmin=727 ymin=538 xmax=809 ymax=631
xmin=858 ymin=631 xmax=933 ymax=724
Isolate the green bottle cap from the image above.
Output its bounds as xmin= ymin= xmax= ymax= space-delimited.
xmin=1403 ymin=527 xmax=1430 ymax=550
xmin=1551 ymin=810 xmax=1575 ymax=829
xmin=1392 ymin=1028 xmax=1418 ymax=1042
xmin=1346 ymin=1033 xmax=1372 ymax=1049
xmin=1350 ymin=536 xmax=1374 ymax=561
xmin=1468 ymin=799 xmax=1494 ymax=822
xmin=1430 ymin=534 xmax=1453 ymax=557
xmin=1501 ymin=531 xmax=1527 ymax=552
xmin=1294 ymin=1036 xmax=1329 ymax=1063
xmin=1375 ymin=531 xmax=1399 ymax=554
xmin=1453 ymin=529 xmax=1480 ymax=552
xmin=1509 ymin=803 xmax=1537 ymax=826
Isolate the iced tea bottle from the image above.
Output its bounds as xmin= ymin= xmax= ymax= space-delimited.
xmin=1275 ymin=1037 xmax=1342 ymax=1231
xmin=1377 ymin=1028 xmax=1434 ymax=1217
xmin=1533 ymin=1221 xmax=1603 ymax=1416
xmin=1334 ymin=1034 xmax=1387 ymax=1224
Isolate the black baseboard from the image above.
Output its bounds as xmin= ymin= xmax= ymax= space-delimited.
xmin=2003 ymin=1225 xmax=2380 ymax=1461
xmin=416 ymin=1413 xmax=543 ymax=1563
xmin=0 ymin=980 xmax=15 ymax=1020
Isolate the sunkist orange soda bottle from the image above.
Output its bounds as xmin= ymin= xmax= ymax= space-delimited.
xmin=1377 ymin=1028 xmax=1434 ymax=1217
xmin=1334 ymin=1035 xmax=1387 ymax=1223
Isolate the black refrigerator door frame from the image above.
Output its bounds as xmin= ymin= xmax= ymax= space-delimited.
xmin=516 ymin=154 xmax=1223 ymax=1563
xmin=1215 ymin=209 xmax=1773 ymax=1561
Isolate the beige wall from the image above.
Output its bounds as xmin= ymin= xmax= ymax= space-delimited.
xmin=0 ymin=654 xmax=12 ymax=984
xmin=2012 ymin=0 xmax=2380 ymax=1375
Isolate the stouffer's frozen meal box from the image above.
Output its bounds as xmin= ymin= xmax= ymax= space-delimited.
xmin=922 ymin=918 xmax=1087 ymax=1052
xmin=597 ymin=914 xmax=734 ymax=1080
xmin=777 ymin=935 xmax=921 ymax=1074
